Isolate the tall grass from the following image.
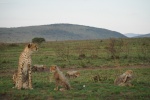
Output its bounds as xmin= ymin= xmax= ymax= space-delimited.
xmin=0 ymin=38 xmax=150 ymax=70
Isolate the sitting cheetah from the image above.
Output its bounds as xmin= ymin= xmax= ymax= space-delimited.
xmin=13 ymin=43 xmax=38 ymax=89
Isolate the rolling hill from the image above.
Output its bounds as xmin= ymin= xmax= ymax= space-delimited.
xmin=125 ymin=33 xmax=150 ymax=38
xmin=124 ymin=33 xmax=142 ymax=37
xmin=0 ymin=23 xmax=127 ymax=43
xmin=135 ymin=33 xmax=150 ymax=38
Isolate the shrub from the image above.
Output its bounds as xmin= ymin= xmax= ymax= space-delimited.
xmin=32 ymin=37 xmax=46 ymax=44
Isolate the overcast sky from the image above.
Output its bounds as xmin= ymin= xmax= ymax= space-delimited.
xmin=0 ymin=0 xmax=150 ymax=34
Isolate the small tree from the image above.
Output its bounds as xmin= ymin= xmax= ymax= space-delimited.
xmin=32 ymin=37 xmax=45 ymax=44
xmin=106 ymin=38 xmax=123 ymax=59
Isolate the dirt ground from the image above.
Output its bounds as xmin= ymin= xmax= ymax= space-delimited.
xmin=61 ymin=64 xmax=150 ymax=71
xmin=3 ymin=64 xmax=149 ymax=76
xmin=35 ymin=64 xmax=150 ymax=72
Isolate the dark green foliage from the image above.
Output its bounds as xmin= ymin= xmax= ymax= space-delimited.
xmin=32 ymin=37 xmax=45 ymax=44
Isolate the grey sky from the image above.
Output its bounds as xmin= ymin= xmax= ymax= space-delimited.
xmin=0 ymin=0 xmax=150 ymax=34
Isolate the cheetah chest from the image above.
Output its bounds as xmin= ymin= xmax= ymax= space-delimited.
xmin=22 ymin=60 xmax=31 ymax=75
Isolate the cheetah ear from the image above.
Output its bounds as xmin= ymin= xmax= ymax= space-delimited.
xmin=28 ymin=43 xmax=32 ymax=48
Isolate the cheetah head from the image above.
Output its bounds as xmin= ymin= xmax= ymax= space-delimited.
xmin=27 ymin=43 xmax=38 ymax=52
xmin=50 ymin=65 xmax=57 ymax=72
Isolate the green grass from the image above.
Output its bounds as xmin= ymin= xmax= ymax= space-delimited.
xmin=0 ymin=68 xmax=150 ymax=100
xmin=0 ymin=38 xmax=150 ymax=69
xmin=0 ymin=38 xmax=150 ymax=99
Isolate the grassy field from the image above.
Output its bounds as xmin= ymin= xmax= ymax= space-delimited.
xmin=0 ymin=38 xmax=150 ymax=100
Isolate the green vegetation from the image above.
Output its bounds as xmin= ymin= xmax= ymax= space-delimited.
xmin=0 ymin=38 xmax=150 ymax=99
xmin=32 ymin=37 xmax=46 ymax=44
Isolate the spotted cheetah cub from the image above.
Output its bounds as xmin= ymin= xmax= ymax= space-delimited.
xmin=114 ymin=70 xmax=133 ymax=87
xmin=13 ymin=43 xmax=38 ymax=89
xmin=50 ymin=65 xmax=71 ymax=91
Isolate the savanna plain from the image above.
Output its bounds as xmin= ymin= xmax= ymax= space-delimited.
xmin=0 ymin=38 xmax=150 ymax=100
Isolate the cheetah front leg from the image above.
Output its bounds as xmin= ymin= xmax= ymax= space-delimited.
xmin=17 ymin=68 xmax=23 ymax=89
xmin=22 ymin=72 xmax=29 ymax=89
xmin=54 ymin=80 xmax=59 ymax=91
xmin=28 ymin=64 xmax=33 ymax=89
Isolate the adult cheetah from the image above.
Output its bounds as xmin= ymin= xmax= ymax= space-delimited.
xmin=13 ymin=43 xmax=38 ymax=89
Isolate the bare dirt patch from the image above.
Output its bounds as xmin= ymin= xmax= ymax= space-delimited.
xmin=62 ymin=64 xmax=150 ymax=71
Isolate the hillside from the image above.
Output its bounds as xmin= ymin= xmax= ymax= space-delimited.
xmin=125 ymin=33 xmax=150 ymax=38
xmin=135 ymin=33 xmax=150 ymax=38
xmin=0 ymin=23 xmax=127 ymax=43
xmin=125 ymin=33 xmax=142 ymax=37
